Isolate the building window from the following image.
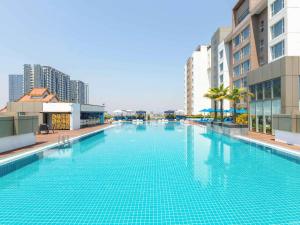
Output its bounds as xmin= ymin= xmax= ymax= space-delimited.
xmin=219 ymin=50 xmax=223 ymax=59
xmin=243 ymin=77 xmax=248 ymax=87
xmin=241 ymin=26 xmax=250 ymax=41
xmin=241 ymin=60 xmax=250 ymax=74
xmin=249 ymin=85 xmax=256 ymax=101
xmin=271 ymin=19 xmax=284 ymax=39
xmin=271 ymin=0 xmax=284 ymax=16
xmin=241 ymin=44 xmax=250 ymax=58
xmin=271 ymin=40 xmax=285 ymax=60
xmin=220 ymin=75 xmax=224 ymax=84
xmin=234 ymin=51 xmax=240 ymax=63
xmin=237 ymin=8 xmax=250 ymax=24
xmin=234 ymin=35 xmax=240 ymax=47
xmin=234 ymin=79 xmax=241 ymax=88
xmin=264 ymin=80 xmax=272 ymax=99
xmin=233 ymin=65 xmax=241 ymax=77
xmin=273 ymin=78 xmax=281 ymax=98
xmin=219 ymin=63 xmax=224 ymax=72
xmin=257 ymin=83 xmax=263 ymax=100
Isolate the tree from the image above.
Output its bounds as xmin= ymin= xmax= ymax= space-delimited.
xmin=204 ymin=84 xmax=229 ymax=122
xmin=215 ymin=84 xmax=230 ymax=122
xmin=226 ymin=87 xmax=254 ymax=123
xmin=204 ymin=88 xmax=219 ymax=121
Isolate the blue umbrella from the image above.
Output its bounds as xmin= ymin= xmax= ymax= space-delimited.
xmin=199 ymin=109 xmax=208 ymax=112
xmin=226 ymin=108 xmax=235 ymax=113
xmin=237 ymin=109 xmax=247 ymax=114
xmin=206 ymin=108 xmax=215 ymax=113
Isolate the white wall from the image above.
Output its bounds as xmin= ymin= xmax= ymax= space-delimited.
xmin=42 ymin=103 xmax=81 ymax=130
xmin=191 ymin=46 xmax=211 ymax=115
xmin=218 ymin=41 xmax=230 ymax=109
xmin=268 ymin=0 xmax=300 ymax=62
xmin=184 ymin=65 xmax=188 ymax=115
xmin=0 ymin=133 xmax=35 ymax=153
xmin=70 ymin=104 xmax=81 ymax=130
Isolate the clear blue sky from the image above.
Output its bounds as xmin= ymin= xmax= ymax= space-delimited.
xmin=0 ymin=0 xmax=235 ymax=112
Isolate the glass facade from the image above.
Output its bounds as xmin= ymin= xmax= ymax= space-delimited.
xmin=249 ymin=78 xmax=281 ymax=134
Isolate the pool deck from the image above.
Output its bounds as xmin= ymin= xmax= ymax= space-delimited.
xmin=0 ymin=124 xmax=112 ymax=160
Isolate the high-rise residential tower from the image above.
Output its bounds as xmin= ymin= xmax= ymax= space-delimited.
xmin=70 ymin=80 xmax=88 ymax=104
xmin=23 ymin=64 xmax=71 ymax=102
xmin=84 ymin=83 xmax=89 ymax=104
xmin=8 ymin=74 xmax=24 ymax=102
xmin=184 ymin=45 xmax=212 ymax=115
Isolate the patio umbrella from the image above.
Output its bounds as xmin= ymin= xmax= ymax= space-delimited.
xmin=237 ymin=109 xmax=248 ymax=114
xmin=199 ymin=109 xmax=208 ymax=112
xmin=206 ymin=108 xmax=215 ymax=113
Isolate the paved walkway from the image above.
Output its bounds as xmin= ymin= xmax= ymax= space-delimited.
xmin=0 ymin=124 xmax=111 ymax=160
xmin=246 ymin=131 xmax=300 ymax=151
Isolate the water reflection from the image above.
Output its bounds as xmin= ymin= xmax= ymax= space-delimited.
xmin=185 ymin=126 xmax=233 ymax=187
xmin=136 ymin=124 xmax=147 ymax=131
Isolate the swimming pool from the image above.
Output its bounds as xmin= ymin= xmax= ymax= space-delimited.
xmin=0 ymin=122 xmax=300 ymax=224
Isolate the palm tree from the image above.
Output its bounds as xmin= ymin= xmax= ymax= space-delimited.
xmin=204 ymin=84 xmax=229 ymax=122
xmin=226 ymin=87 xmax=254 ymax=123
xmin=215 ymin=84 xmax=229 ymax=122
xmin=204 ymin=88 xmax=219 ymax=121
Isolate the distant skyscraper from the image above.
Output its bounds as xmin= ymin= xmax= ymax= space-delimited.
xmin=23 ymin=64 xmax=71 ymax=102
xmin=24 ymin=64 xmax=33 ymax=93
xmin=9 ymin=74 xmax=24 ymax=102
xmin=70 ymin=80 xmax=88 ymax=104
xmin=84 ymin=83 xmax=89 ymax=104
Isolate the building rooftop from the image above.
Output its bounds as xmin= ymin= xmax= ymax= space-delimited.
xmin=18 ymin=88 xmax=59 ymax=103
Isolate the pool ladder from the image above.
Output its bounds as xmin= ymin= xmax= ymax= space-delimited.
xmin=58 ymin=135 xmax=71 ymax=147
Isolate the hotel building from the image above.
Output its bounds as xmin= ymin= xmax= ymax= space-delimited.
xmin=8 ymin=74 xmax=24 ymax=102
xmin=220 ymin=0 xmax=300 ymax=145
xmin=184 ymin=45 xmax=211 ymax=115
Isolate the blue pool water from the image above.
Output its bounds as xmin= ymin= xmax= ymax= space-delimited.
xmin=0 ymin=123 xmax=300 ymax=224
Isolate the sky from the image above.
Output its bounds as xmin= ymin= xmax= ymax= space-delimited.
xmin=0 ymin=0 xmax=236 ymax=113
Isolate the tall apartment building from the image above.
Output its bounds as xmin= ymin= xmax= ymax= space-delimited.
xmin=70 ymin=80 xmax=88 ymax=104
xmin=24 ymin=64 xmax=71 ymax=102
xmin=184 ymin=45 xmax=211 ymax=115
xmin=8 ymin=74 xmax=24 ymax=102
xmin=24 ymin=64 xmax=33 ymax=93
xmin=84 ymin=83 xmax=89 ymax=104
xmin=211 ymin=27 xmax=232 ymax=109
xmin=211 ymin=27 xmax=232 ymax=88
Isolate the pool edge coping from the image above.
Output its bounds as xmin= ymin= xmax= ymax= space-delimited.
xmin=0 ymin=125 xmax=116 ymax=167
xmin=234 ymin=135 xmax=300 ymax=159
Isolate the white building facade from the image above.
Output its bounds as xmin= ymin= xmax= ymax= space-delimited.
xmin=184 ymin=45 xmax=212 ymax=115
xmin=268 ymin=0 xmax=300 ymax=62
xmin=217 ymin=41 xmax=231 ymax=109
